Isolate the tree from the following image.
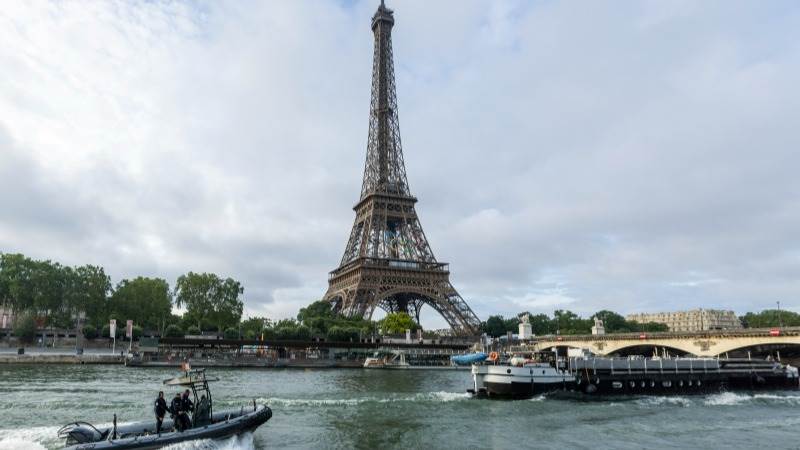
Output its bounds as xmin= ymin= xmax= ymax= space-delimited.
xmin=553 ymin=310 xmax=592 ymax=334
xmin=380 ymin=312 xmax=419 ymax=334
xmin=482 ymin=315 xmax=507 ymax=338
xmin=71 ymin=265 xmax=111 ymax=327
xmin=174 ymin=272 xmax=244 ymax=332
xmin=110 ymin=277 xmax=172 ymax=331
xmin=13 ymin=312 xmax=37 ymax=343
xmin=223 ymin=327 xmax=239 ymax=340
xmin=82 ymin=324 xmax=98 ymax=339
xmin=187 ymin=325 xmax=201 ymax=335
xmin=164 ymin=324 xmax=184 ymax=338
xmin=591 ymin=310 xmax=630 ymax=333
xmin=274 ymin=324 xmax=311 ymax=340
xmin=327 ymin=326 xmax=360 ymax=342
xmin=297 ymin=301 xmax=334 ymax=323
xmin=0 ymin=254 xmax=111 ymax=328
xmin=101 ymin=324 xmax=122 ymax=339
xmin=241 ymin=316 xmax=271 ymax=339
xmin=528 ymin=313 xmax=556 ymax=335
xmin=1 ymin=254 xmax=40 ymax=315
xmin=741 ymin=310 xmax=800 ymax=328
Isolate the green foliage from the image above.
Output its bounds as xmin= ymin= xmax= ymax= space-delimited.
xmin=82 ymin=325 xmax=98 ymax=339
xmin=174 ymin=272 xmax=244 ymax=332
xmin=483 ymin=310 xmax=672 ymax=337
xmin=187 ymin=325 xmax=201 ymax=335
xmin=326 ymin=326 xmax=361 ymax=342
xmin=274 ymin=324 xmax=311 ymax=341
xmin=528 ymin=313 xmax=556 ymax=335
xmin=240 ymin=316 xmax=271 ymax=339
xmin=261 ymin=327 xmax=275 ymax=340
xmin=109 ymin=277 xmax=172 ymax=331
xmin=591 ymin=310 xmax=628 ymax=332
xmin=740 ymin=310 xmax=800 ymax=328
xmin=164 ymin=324 xmax=184 ymax=338
xmin=132 ymin=325 xmax=143 ymax=339
xmin=379 ymin=312 xmax=419 ymax=335
xmin=101 ymin=324 xmax=122 ymax=339
xmin=0 ymin=254 xmax=111 ymax=327
xmin=293 ymin=300 xmax=376 ymax=337
xmin=482 ymin=315 xmax=507 ymax=338
xmin=553 ymin=310 xmax=592 ymax=335
xmin=223 ymin=327 xmax=239 ymax=340
xmin=13 ymin=312 xmax=37 ymax=343
xmin=297 ymin=301 xmax=335 ymax=323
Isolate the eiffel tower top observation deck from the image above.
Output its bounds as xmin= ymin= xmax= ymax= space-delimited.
xmin=323 ymin=1 xmax=481 ymax=336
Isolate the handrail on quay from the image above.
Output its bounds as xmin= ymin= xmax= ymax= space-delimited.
xmin=529 ymin=326 xmax=800 ymax=343
xmin=158 ymin=337 xmax=471 ymax=350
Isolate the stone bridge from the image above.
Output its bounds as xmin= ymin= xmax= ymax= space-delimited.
xmin=524 ymin=327 xmax=800 ymax=357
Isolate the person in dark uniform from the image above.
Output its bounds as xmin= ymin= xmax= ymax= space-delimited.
xmin=170 ymin=392 xmax=184 ymax=431
xmin=194 ymin=394 xmax=210 ymax=427
xmin=153 ymin=391 xmax=168 ymax=435
xmin=180 ymin=389 xmax=194 ymax=430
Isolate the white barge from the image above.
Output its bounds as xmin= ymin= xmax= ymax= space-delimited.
xmin=469 ymin=352 xmax=800 ymax=398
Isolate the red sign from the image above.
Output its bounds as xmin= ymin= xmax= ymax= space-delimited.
xmin=639 ymin=333 xmax=647 ymax=340
xmin=770 ymin=329 xmax=780 ymax=336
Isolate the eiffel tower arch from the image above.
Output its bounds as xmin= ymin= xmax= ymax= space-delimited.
xmin=323 ymin=1 xmax=481 ymax=336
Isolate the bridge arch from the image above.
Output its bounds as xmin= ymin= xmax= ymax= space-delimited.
xmin=608 ymin=343 xmax=694 ymax=357
xmin=710 ymin=340 xmax=800 ymax=356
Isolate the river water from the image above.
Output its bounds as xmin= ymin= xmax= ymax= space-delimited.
xmin=1 ymin=364 xmax=799 ymax=449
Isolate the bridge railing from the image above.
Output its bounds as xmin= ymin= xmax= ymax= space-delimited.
xmin=527 ymin=326 xmax=800 ymax=343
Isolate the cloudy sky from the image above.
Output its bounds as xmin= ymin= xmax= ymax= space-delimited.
xmin=1 ymin=1 xmax=798 ymax=329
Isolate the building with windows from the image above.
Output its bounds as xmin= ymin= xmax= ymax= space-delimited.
xmin=626 ymin=309 xmax=742 ymax=332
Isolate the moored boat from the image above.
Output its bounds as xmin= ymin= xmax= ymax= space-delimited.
xmin=468 ymin=352 xmax=800 ymax=399
xmin=363 ymin=350 xmax=410 ymax=369
xmin=58 ymin=368 xmax=272 ymax=449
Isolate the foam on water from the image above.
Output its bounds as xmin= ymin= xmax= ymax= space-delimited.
xmin=0 ymin=425 xmax=257 ymax=450
xmin=634 ymin=396 xmax=692 ymax=407
xmin=257 ymin=391 xmax=470 ymax=407
xmin=162 ymin=432 xmax=254 ymax=450
xmin=704 ymin=391 xmax=800 ymax=406
xmin=0 ymin=426 xmax=59 ymax=450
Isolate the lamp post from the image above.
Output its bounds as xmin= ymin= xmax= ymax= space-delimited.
xmin=777 ymin=301 xmax=783 ymax=328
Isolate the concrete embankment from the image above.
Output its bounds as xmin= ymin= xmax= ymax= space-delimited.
xmin=129 ymin=358 xmax=365 ymax=369
xmin=0 ymin=353 xmax=124 ymax=364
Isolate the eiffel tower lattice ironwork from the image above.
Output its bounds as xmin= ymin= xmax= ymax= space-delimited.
xmin=322 ymin=1 xmax=481 ymax=336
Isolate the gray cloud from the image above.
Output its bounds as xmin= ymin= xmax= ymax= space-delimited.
xmin=0 ymin=1 xmax=798 ymax=328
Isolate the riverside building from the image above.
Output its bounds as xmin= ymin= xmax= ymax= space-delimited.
xmin=626 ymin=309 xmax=742 ymax=332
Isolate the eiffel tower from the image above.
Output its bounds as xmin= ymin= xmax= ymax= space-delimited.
xmin=323 ymin=1 xmax=481 ymax=336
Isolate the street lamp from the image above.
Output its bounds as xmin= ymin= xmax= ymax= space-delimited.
xmin=777 ymin=301 xmax=783 ymax=328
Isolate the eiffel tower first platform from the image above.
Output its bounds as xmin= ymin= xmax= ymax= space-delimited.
xmin=322 ymin=1 xmax=481 ymax=336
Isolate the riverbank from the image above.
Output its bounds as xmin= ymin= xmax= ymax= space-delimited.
xmin=0 ymin=353 xmax=124 ymax=364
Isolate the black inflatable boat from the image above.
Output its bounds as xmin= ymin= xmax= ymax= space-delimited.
xmin=57 ymin=369 xmax=272 ymax=450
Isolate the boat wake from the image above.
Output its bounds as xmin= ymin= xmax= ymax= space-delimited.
xmin=256 ymin=391 xmax=470 ymax=407
xmin=162 ymin=432 xmax=255 ymax=450
xmin=0 ymin=426 xmax=58 ymax=450
xmin=0 ymin=428 xmax=255 ymax=450
xmin=703 ymin=392 xmax=800 ymax=406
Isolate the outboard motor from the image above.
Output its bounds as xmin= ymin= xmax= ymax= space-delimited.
xmin=58 ymin=422 xmax=104 ymax=446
